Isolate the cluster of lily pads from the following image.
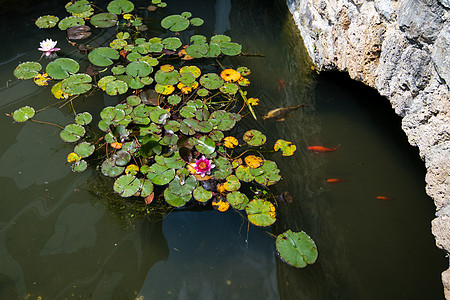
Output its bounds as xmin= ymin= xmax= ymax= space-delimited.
xmin=10 ymin=0 xmax=318 ymax=269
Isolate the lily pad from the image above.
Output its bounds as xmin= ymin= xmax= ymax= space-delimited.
xmin=88 ymin=47 xmax=119 ymax=67
xmin=195 ymin=136 xmax=215 ymax=155
xmin=193 ymin=186 xmax=213 ymax=203
xmin=209 ymin=130 xmax=224 ymax=142
xmin=168 ymin=175 xmax=197 ymax=197
xmin=46 ymin=58 xmax=79 ymax=80
xmin=224 ymin=174 xmax=240 ymax=191
xmin=199 ymin=73 xmax=224 ymax=90
xmin=74 ymin=142 xmax=95 ymax=158
xmin=211 ymin=34 xmax=231 ymax=44
xmin=212 ymin=156 xmax=232 ymax=180
xmin=14 ymin=62 xmax=42 ymax=80
xmin=235 ymin=165 xmax=254 ymax=182
xmin=167 ymin=94 xmax=181 ymax=105
xmin=66 ymin=0 xmax=91 ymax=13
xmin=147 ymin=163 xmax=175 ymax=185
xmin=186 ymin=44 xmax=208 ymax=58
xmin=114 ymin=150 xmax=131 ymax=166
xmin=246 ymin=199 xmax=276 ymax=227
xmin=12 ymin=106 xmax=35 ymax=122
xmin=197 ymin=88 xmax=209 ymax=97
xmin=190 ymin=17 xmax=204 ymax=26
xmin=75 ymin=112 xmax=92 ymax=125
xmin=101 ymin=157 xmax=124 ymax=177
xmin=106 ymin=80 xmax=128 ymax=96
xmin=219 ymin=82 xmax=239 ymax=95
xmin=90 ymin=12 xmax=118 ymax=28
xmin=107 ymin=0 xmax=134 ymax=14
xmin=126 ymin=61 xmax=152 ymax=77
xmin=60 ymin=123 xmax=85 ymax=142
xmin=161 ymin=14 xmax=190 ymax=32
xmin=274 ymin=139 xmax=297 ymax=156
xmin=162 ymin=37 xmax=182 ymax=50
xmin=140 ymin=179 xmax=154 ymax=197
xmin=164 ymin=188 xmax=191 ymax=207
xmin=72 ymin=160 xmax=88 ymax=172
xmin=61 ymin=74 xmax=92 ymax=95
xmin=205 ymin=42 xmax=221 ymax=58
xmin=276 ymin=230 xmax=318 ymax=268
xmin=58 ymin=16 xmax=85 ymax=30
xmin=114 ymin=174 xmax=141 ymax=197
xmin=35 ymin=15 xmax=59 ymax=28
xmin=220 ymin=42 xmax=242 ymax=56
xmin=226 ymin=191 xmax=246 ymax=207
xmin=154 ymin=69 xmax=179 ymax=85
xmin=209 ymin=110 xmax=237 ymax=131
xmin=243 ymin=129 xmax=266 ymax=146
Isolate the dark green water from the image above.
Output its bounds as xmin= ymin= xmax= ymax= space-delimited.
xmin=0 ymin=0 xmax=446 ymax=299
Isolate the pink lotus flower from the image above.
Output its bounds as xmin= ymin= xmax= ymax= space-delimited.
xmin=38 ymin=39 xmax=60 ymax=56
xmin=192 ymin=155 xmax=215 ymax=177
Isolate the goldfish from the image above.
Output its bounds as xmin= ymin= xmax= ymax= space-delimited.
xmin=307 ymin=145 xmax=339 ymax=152
xmin=326 ymin=178 xmax=347 ymax=183
xmin=277 ymin=78 xmax=286 ymax=92
xmin=376 ymin=196 xmax=394 ymax=200
xmin=262 ymin=104 xmax=307 ymax=121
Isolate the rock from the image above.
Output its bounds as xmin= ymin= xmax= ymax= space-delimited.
xmin=287 ymin=0 xmax=450 ymax=296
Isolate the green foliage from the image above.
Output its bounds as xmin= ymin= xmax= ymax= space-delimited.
xmin=276 ymin=230 xmax=318 ymax=268
xmin=9 ymin=0 xmax=315 ymax=270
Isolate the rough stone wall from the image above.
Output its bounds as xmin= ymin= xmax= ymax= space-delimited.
xmin=286 ymin=0 xmax=450 ymax=297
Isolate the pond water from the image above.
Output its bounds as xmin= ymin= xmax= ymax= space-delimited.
xmin=0 ymin=0 xmax=446 ymax=299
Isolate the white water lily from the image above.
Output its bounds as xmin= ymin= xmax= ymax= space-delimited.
xmin=38 ymin=39 xmax=60 ymax=56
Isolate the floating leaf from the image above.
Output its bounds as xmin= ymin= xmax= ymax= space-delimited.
xmin=274 ymin=139 xmax=297 ymax=156
xmin=237 ymin=66 xmax=251 ymax=76
xmin=66 ymin=0 xmax=91 ymax=14
xmin=193 ymin=186 xmax=213 ymax=203
xmin=235 ymin=165 xmax=254 ymax=182
xmin=164 ymin=188 xmax=191 ymax=207
xmin=162 ymin=37 xmax=182 ymax=50
xmin=72 ymin=160 xmax=88 ymax=172
xmin=107 ymin=0 xmax=134 ymax=14
xmin=186 ymin=44 xmax=208 ymax=58
xmin=209 ymin=130 xmax=224 ymax=142
xmin=114 ymin=150 xmax=131 ymax=166
xmin=220 ymin=69 xmax=241 ymax=82
xmin=219 ymin=82 xmax=239 ymax=95
xmin=245 ymin=155 xmax=263 ymax=168
xmin=125 ymin=164 xmax=139 ymax=175
xmin=58 ymin=16 xmax=85 ymax=30
xmin=161 ymin=14 xmax=190 ymax=32
xmin=212 ymin=156 xmax=232 ymax=179
xmin=74 ymin=142 xmax=95 ymax=158
xmin=88 ymin=47 xmax=119 ymax=67
xmin=147 ymin=163 xmax=175 ymax=185
xmin=205 ymin=42 xmax=221 ymax=58
xmin=211 ymin=34 xmax=231 ymax=44
xmin=276 ymin=230 xmax=318 ymax=268
xmin=195 ymin=136 xmax=215 ymax=155
xmin=226 ymin=191 xmax=247 ymax=208
xmin=246 ymin=199 xmax=276 ymax=227
xmin=110 ymin=142 xmax=122 ymax=149
xmin=67 ymin=152 xmax=81 ymax=163
xmin=209 ymin=110 xmax=237 ymax=131
xmin=224 ymin=175 xmax=240 ymax=192
xmin=140 ymin=179 xmax=154 ymax=197
xmin=66 ymin=25 xmax=92 ymax=40
xmin=197 ymin=88 xmax=209 ymax=97
xmin=14 ymin=62 xmax=42 ymax=80
xmin=101 ymin=157 xmax=124 ymax=177
xmin=179 ymin=72 xmax=196 ymax=85
xmin=190 ymin=17 xmax=204 ymax=26
xmin=180 ymin=11 xmax=192 ymax=18
xmin=167 ymin=94 xmax=181 ymax=105
xmin=126 ymin=61 xmax=152 ymax=77
xmin=180 ymin=65 xmax=201 ymax=78
xmin=155 ymin=84 xmax=175 ymax=95
xmin=243 ymin=129 xmax=266 ymax=146
xmin=220 ymin=42 xmax=242 ymax=56
xmin=61 ymin=74 xmax=92 ymax=95
xmin=46 ymin=58 xmax=79 ymax=80
xmin=154 ymin=69 xmax=179 ymax=85
xmin=51 ymin=81 xmax=71 ymax=99
xmin=160 ymin=64 xmax=174 ymax=73
xmin=250 ymin=160 xmax=281 ymax=186
xmin=223 ymin=136 xmax=238 ymax=148
xmin=60 ymin=123 xmax=85 ymax=142
xmin=12 ymin=106 xmax=35 ymax=122
xmin=33 ymin=73 xmax=51 ymax=86
xmin=199 ymin=73 xmax=223 ymax=90
xmin=114 ymin=174 xmax=140 ymax=197
xmin=106 ymin=80 xmax=128 ymax=96
xmin=168 ymin=175 xmax=197 ymax=197
xmin=35 ymin=15 xmax=59 ymax=28
xmin=90 ymin=12 xmax=118 ymax=28
xmin=127 ymin=95 xmax=141 ymax=106
xmin=212 ymin=198 xmax=230 ymax=212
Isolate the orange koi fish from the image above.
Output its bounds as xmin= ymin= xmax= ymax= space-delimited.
xmin=277 ymin=78 xmax=286 ymax=92
xmin=326 ymin=178 xmax=347 ymax=183
xmin=376 ymin=196 xmax=394 ymax=200
xmin=308 ymin=145 xmax=339 ymax=152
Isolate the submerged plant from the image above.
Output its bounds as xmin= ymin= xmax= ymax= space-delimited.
xmin=9 ymin=0 xmax=317 ymax=268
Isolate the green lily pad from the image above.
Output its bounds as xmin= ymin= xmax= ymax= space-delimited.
xmin=243 ymin=129 xmax=266 ymax=146
xmin=74 ymin=142 xmax=95 ymax=158
xmin=181 ymin=11 xmax=192 ymax=18
xmin=139 ymin=56 xmax=159 ymax=67
xmin=179 ymin=72 xmax=196 ymax=85
xmin=60 ymin=123 xmax=85 ymax=142
xmin=220 ymin=42 xmax=242 ymax=56
xmin=75 ymin=112 xmax=92 ymax=125
xmin=12 ymin=106 xmax=35 ymax=122
xmin=274 ymin=139 xmax=297 ymax=156
xmin=224 ymin=174 xmax=240 ymax=191
xmin=167 ymin=94 xmax=181 ymax=106
xmin=88 ymin=47 xmax=119 ymax=67
xmin=211 ymin=34 xmax=231 ymax=44
xmin=179 ymin=119 xmax=196 ymax=135
xmin=180 ymin=66 xmax=201 ymax=78
xmin=250 ymin=160 xmax=281 ymax=186
xmin=156 ymin=152 xmax=185 ymax=169
xmin=90 ymin=12 xmax=118 ymax=28
xmin=149 ymin=43 xmax=163 ymax=53
xmin=114 ymin=150 xmax=131 ymax=166
xmin=111 ymin=65 xmax=126 ymax=75
xmin=72 ymin=160 xmax=88 ymax=172
xmin=195 ymin=136 xmax=215 ymax=155
xmin=154 ymin=69 xmax=179 ymax=85
xmin=235 ymin=165 xmax=254 ymax=182
xmin=164 ymin=188 xmax=191 ymax=207
xmin=114 ymin=174 xmax=140 ymax=197
xmin=276 ymin=230 xmax=318 ymax=268
xmin=190 ymin=35 xmax=207 ymax=44
xmin=197 ymin=88 xmax=209 ymax=97
xmin=58 ymin=16 xmax=85 ymax=30
xmin=168 ymin=175 xmax=197 ymax=197
xmin=101 ymin=157 xmax=124 ymax=177
xmin=205 ymin=43 xmax=221 ymax=58
xmin=199 ymin=73 xmax=224 ymax=90
xmin=193 ymin=186 xmax=213 ymax=203
xmin=147 ymin=163 xmax=175 ymax=185
xmin=161 ymin=14 xmax=190 ymax=32
xmin=139 ymin=179 xmax=154 ymax=197
xmin=126 ymin=52 xmax=141 ymax=62
xmin=106 ymin=80 xmax=128 ymax=96
xmin=209 ymin=110 xmax=237 ymax=131
xmin=190 ymin=17 xmax=204 ymax=26
xmin=107 ymin=0 xmax=134 ymax=14
xmin=35 ymin=15 xmax=59 ymax=28
xmin=162 ymin=37 xmax=182 ymax=50
xmin=226 ymin=191 xmax=246 ymax=207
xmin=14 ymin=62 xmax=42 ymax=80
xmin=126 ymin=61 xmax=152 ymax=77
xmin=246 ymin=199 xmax=276 ymax=227
xmin=212 ymin=156 xmax=232 ymax=180
xmin=127 ymin=95 xmax=141 ymax=106
xmin=209 ymin=130 xmax=224 ymax=142
xmin=219 ymin=82 xmax=239 ymax=95
xmin=150 ymin=107 xmax=170 ymax=124
xmin=180 ymin=105 xmax=196 ymax=118
xmin=66 ymin=0 xmax=91 ymax=13
xmin=46 ymin=58 xmax=79 ymax=80
xmin=237 ymin=66 xmax=251 ymax=76
xmin=98 ymin=75 xmax=116 ymax=90
xmin=186 ymin=44 xmax=208 ymax=58
xmin=61 ymin=74 xmax=92 ymax=95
